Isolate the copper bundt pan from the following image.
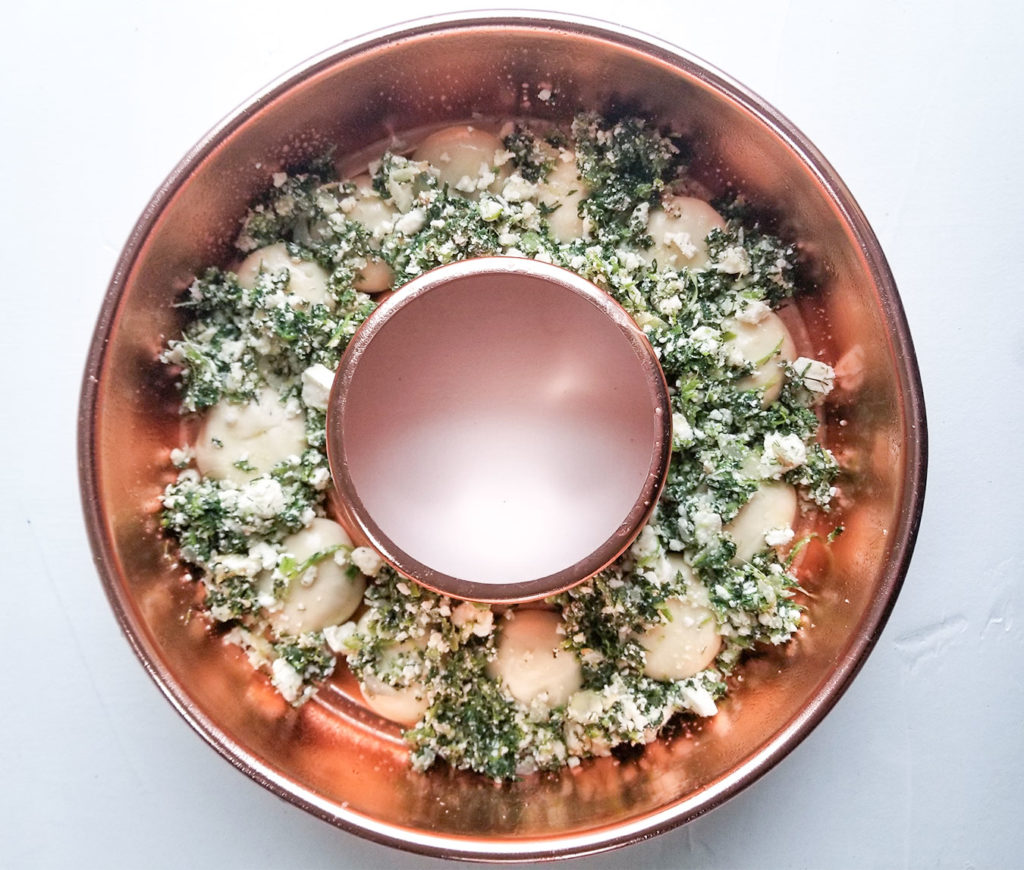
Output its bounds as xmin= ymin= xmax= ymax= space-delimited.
xmin=79 ymin=11 xmax=927 ymax=862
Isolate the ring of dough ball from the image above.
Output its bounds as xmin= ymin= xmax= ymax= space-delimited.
xmin=235 ymin=242 xmax=332 ymax=307
xmin=354 ymin=611 xmax=429 ymax=725
xmin=725 ymin=481 xmax=798 ymax=564
xmin=344 ymin=174 xmax=397 ymax=293
xmin=413 ymin=125 xmax=509 ymax=198
xmin=722 ymin=310 xmax=796 ymax=405
xmin=269 ymin=518 xmax=365 ymax=634
xmin=641 ymin=196 xmax=726 ymax=271
xmin=486 ymin=609 xmax=582 ymax=708
xmin=639 ymin=598 xmax=722 ymax=681
xmin=194 ymin=387 xmax=307 ymax=485
xmin=537 ymin=153 xmax=589 ymax=243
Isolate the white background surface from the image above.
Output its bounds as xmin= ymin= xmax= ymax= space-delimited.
xmin=4 ymin=1 xmax=1022 ymax=867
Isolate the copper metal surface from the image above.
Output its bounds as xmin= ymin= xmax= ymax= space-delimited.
xmin=79 ymin=11 xmax=927 ymax=862
xmin=327 ymin=257 xmax=671 ymax=603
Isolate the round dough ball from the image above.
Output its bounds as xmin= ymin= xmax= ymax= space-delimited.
xmin=486 ymin=609 xmax=582 ymax=708
xmin=194 ymin=388 xmax=307 ymax=485
xmin=235 ymin=242 xmax=332 ymax=307
xmin=641 ymin=196 xmax=726 ymax=270
xmin=639 ymin=598 xmax=722 ymax=681
xmin=344 ymin=174 xmax=398 ymax=236
xmin=413 ymin=125 xmax=509 ymax=197
xmin=270 ymin=518 xmax=364 ymax=634
xmin=354 ymin=611 xmax=429 ymax=726
xmin=360 ymin=672 xmax=430 ymax=727
xmin=725 ymin=482 xmax=798 ymax=564
xmin=343 ymin=176 xmax=396 ymax=293
xmin=722 ymin=310 xmax=797 ymax=405
xmin=537 ymin=154 xmax=589 ymax=243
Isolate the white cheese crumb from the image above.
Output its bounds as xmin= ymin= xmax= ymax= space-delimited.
xmin=793 ymin=356 xmax=836 ymax=402
xmin=672 ymin=413 xmax=694 ymax=448
xmin=681 ymin=684 xmax=718 ymax=717
xmin=735 ymin=300 xmax=771 ymax=324
xmin=476 ymin=163 xmax=497 ymax=189
xmin=693 ymin=509 xmax=723 ymax=547
xmin=395 ymin=208 xmax=426 ymax=235
xmin=301 ymin=363 xmax=335 ymax=411
xmin=537 ymin=87 xmax=552 ymax=102
xmin=236 ymin=478 xmax=287 ymax=519
xmin=350 ymin=546 xmax=384 ymax=577
xmin=323 ymin=622 xmax=358 ymax=654
xmin=250 ymin=541 xmax=279 ymax=571
xmin=501 ymin=173 xmax=538 ymax=202
xmin=169 ymin=446 xmax=194 ymax=468
xmin=763 ymin=432 xmax=807 ymax=474
xmin=478 ymin=199 xmax=503 ymax=221
xmin=630 ymin=524 xmax=659 ymax=561
xmin=716 ymin=245 xmax=751 ymax=275
xmin=451 ymin=601 xmax=494 ymax=637
xmin=272 ymin=172 xmax=288 ymax=188
xmin=271 ymin=658 xmax=304 ymax=703
xmin=657 ymin=295 xmax=682 ymax=315
xmin=765 ymin=526 xmax=795 ymax=547
xmin=690 ymin=325 xmax=721 ymax=355
xmin=664 ymin=230 xmax=697 ymax=260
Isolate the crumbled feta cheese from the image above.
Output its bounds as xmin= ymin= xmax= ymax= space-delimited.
xmin=691 ymin=325 xmax=721 ymax=355
xmin=672 ymin=413 xmax=694 ymax=448
xmin=657 ymin=294 xmax=683 ymax=315
xmin=451 ymin=601 xmax=494 ymax=637
xmin=693 ymin=509 xmax=723 ymax=547
xmin=793 ymin=356 xmax=836 ymax=402
xmin=501 ymin=173 xmax=538 ymax=202
xmin=271 ymin=658 xmax=304 ymax=704
xmin=301 ymin=363 xmax=335 ymax=411
xmin=478 ymin=198 xmax=503 ymax=221
xmin=630 ymin=524 xmax=659 ymax=561
xmin=350 ymin=546 xmax=384 ymax=577
xmin=664 ymin=230 xmax=697 ymax=260
xmin=236 ymin=478 xmax=287 ymax=519
xmin=716 ymin=245 xmax=751 ymax=275
xmin=765 ymin=526 xmax=795 ymax=547
xmin=395 ymin=208 xmax=427 ymax=235
xmin=169 ymin=446 xmax=194 ymax=469
xmin=736 ymin=300 xmax=771 ymax=324
xmin=681 ymin=684 xmax=718 ymax=717
xmin=763 ymin=432 xmax=808 ymax=474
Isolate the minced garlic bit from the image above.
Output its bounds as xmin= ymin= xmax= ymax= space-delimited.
xmin=160 ymin=113 xmax=839 ymax=781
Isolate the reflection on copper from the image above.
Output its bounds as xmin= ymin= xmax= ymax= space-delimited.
xmin=78 ymin=11 xmax=927 ymax=863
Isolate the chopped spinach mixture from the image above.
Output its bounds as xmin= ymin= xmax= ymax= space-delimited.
xmin=160 ymin=113 xmax=839 ymax=779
